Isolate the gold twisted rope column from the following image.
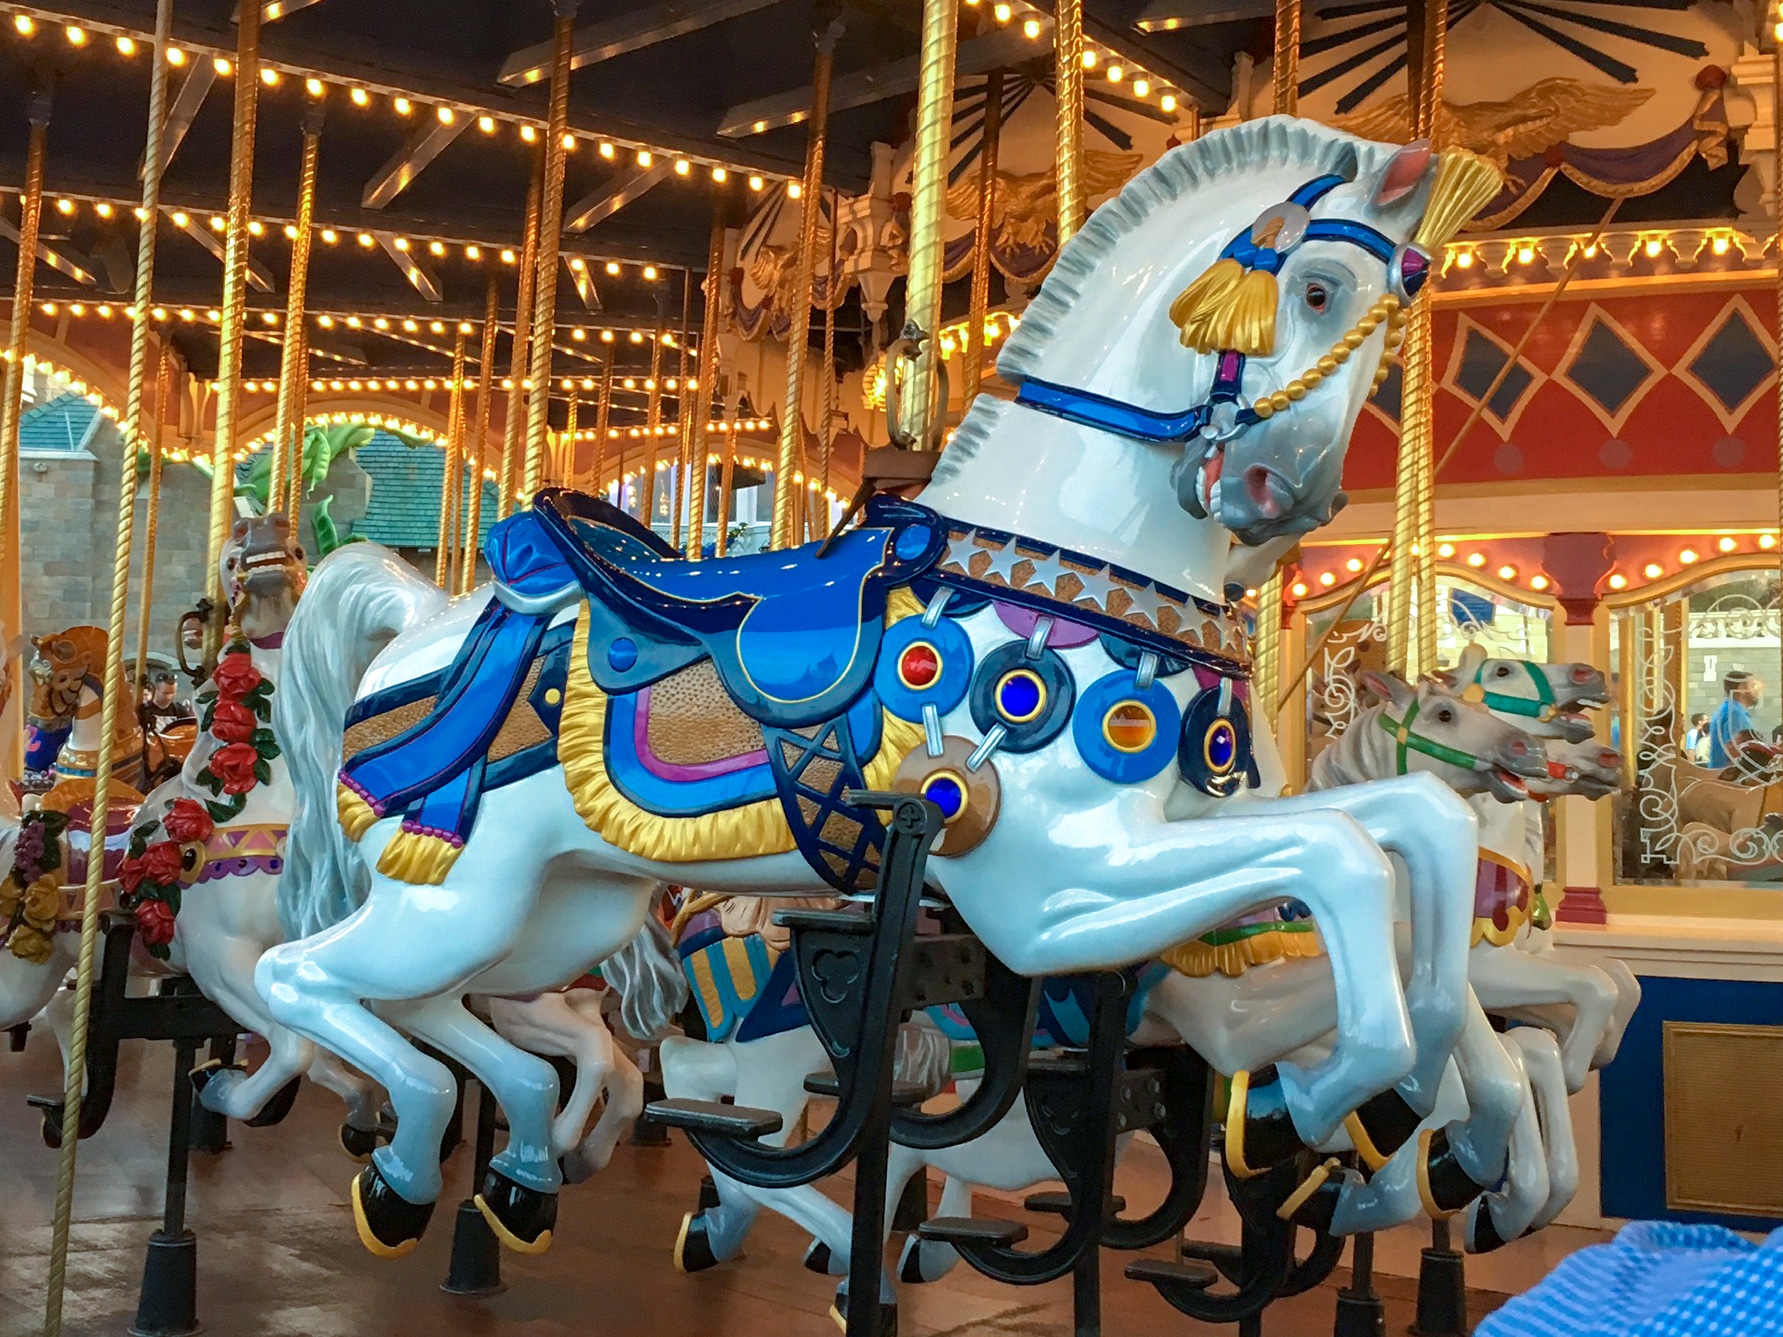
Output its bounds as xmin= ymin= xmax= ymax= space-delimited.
xmin=284 ymin=323 xmax=308 ymax=536
xmin=1413 ymin=1 xmax=1446 ymax=675
xmin=501 ymin=165 xmax=542 ymax=517
xmin=898 ymin=0 xmax=962 ymax=450
xmin=0 ymin=95 xmax=50 ymax=770
xmin=435 ymin=329 xmax=468 ymax=590
xmin=640 ymin=325 xmax=665 ymax=528
xmin=1775 ymin=39 xmax=1782 ymax=701
xmin=271 ymin=110 xmax=321 ymax=515
xmin=716 ymin=422 xmax=738 ymax=557
xmin=561 ymin=392 xmax=578 ymax=491
xmin=671 ymin=272 xmax=694 ymax=549
xmin=771 ymin=21 xmax=839 ymax=550
xmin=1053 ymin=0 xmax=1084 ymax=245
xmin=462 ymin=277 xmax=500 ymax=591
xmin=817 ymin=187 xmax=838 ymax=540
xmin=522 ymin=2 xmax=579 ymax=505
xmin=1251 ymin=0 xmax=1302 ymax=733
xmin=592 ymin=358 xmax=613 ymax=501
xmin=44 ymin=3 xmax=173 ymax=1331
xmin=963 ymin=68 xmax=1004 ymax=406
xmin=134 ymin=347 xmax=173 ymax=692
xmin=687 ymin=213 xmax=725 ymax=558
xmin=204 ymin=0 xmax=263 ymax=666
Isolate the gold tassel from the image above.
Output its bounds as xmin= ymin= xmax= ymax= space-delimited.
xmin=336 ymin=783 xmax=378 ymax=841
xmin=375 ymin=828 xmax=464 ymax=885
xmin=1414 ymin=149 xmax=1503 ymax=251
xmin=1169 ymin=257 xmax=1279 ymax=357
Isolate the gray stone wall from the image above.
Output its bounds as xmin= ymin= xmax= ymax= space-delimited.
xmin=19 ymin=418 xmax=213 ymax=672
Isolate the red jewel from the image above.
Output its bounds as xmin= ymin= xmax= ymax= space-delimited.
xmin=899 ymin=642 xmax=941 ymax=689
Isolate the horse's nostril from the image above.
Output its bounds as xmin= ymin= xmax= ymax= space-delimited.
xmin=1507 ymin=739 xmax=1527 ymax=756
xmin=1571 ymin=665 xmax=1596 ymax=684
xmin=1244 ymin=465 xmax=1286 ymax=519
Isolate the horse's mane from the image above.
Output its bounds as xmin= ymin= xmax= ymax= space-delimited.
xmin=996 ymin=117 xmax=1379 ymax=388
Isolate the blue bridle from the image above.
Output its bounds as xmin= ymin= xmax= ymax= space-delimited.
xmin=1014 ymin=173 xmax=1426 ymax=446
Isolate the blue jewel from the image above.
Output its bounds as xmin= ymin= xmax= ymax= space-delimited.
xmin=997 ymin=672 xmax=1043 ymax=722
xmin=923 ymin=773 xmax=965 ymax=820
xmin=894 ymin=524 xmax=933 ymax=560
xmin=608 ymin=637 xmax=638 ymax=671
xmin=1207 ymin=721 xmax=1236 ymax=772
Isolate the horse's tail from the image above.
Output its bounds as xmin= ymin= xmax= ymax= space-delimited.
xmin=597 ymin=902 xmax=689 ymax=1041
xmin=274 ymin=543 xmax=446 ymax=941
xmin=893 ymin=1020 xmax=954 ymax=1101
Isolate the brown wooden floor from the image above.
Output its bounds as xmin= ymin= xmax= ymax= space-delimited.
xmin=1 ymin=1033 xmax=1515 ymax=1337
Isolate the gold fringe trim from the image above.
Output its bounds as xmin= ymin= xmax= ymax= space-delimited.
xmin=337 ymin=783 xmax=379 ymax=841
xmin=375 ymin=828 xmax=464 ymax=885
xmin=1160 ymin=925 xmax=1324 ymax=979
xmin=1169 ymin=256 xmax=1279 ymax=356
xmin=559 ymin=588 xmax=928 ymax=865
xmin=1414 ymin=150 xmax=1504 ymax=251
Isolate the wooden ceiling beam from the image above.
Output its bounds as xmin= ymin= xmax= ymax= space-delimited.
xmin=564 ymin=161 xmax=673 ymax=233
xmin=141 ymin=60 xmax=216 ymax=180
xmin=1132 ymin=0 xmax=1274 ymax=30
xmin=375 ymin=233 xmax=443 ymax=302
xmin=0 ymin=219 xmax=101 ymax=288
xmin=362 ymin=116 xmax=470 ymax=209
xmin=174 ymin=214 xmax=277 ymax=292
xmin=497 ymin=0 xmax=786 ymax=87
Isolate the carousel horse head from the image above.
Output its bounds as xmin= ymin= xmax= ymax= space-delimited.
xmin=1357 ymin=669 xmax=1551 ymax=803
xmin=1436 ymin=643 xmax=1609 ymax=744
xmin=987 ymin=117 xmax=1501 ymax=547
xmin=1526 ymin=738 xmax=1624 ymax=801
xmin=222 ymin=513 xmax=307 ymax=645
xmin=28 ymin=626 xmax=106 ymax=726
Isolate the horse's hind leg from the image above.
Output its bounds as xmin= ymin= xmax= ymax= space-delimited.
xmin=392 ymin=994 xmax=563 ymax=1254
xmin=1459 ymin=1035 xmax=1548 ymax=1249
xmin=563 ymin=989 xmax=644 ymax=1177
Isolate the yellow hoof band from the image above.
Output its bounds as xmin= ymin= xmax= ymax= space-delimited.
xmin=828 ymin=1304 xmax=847 ymax=1334
xmin=672 ymin=1211 xmax=694 ymax=1273
xmin=351 ymin=1174 xmax=419 ymax=1259
xmin=1277 ymin=1157 xmax=1341 ymax=1221
xmin=473 ymin=1192 xmax=554 ymax=1255
xmin=1415 ymin=1127 xmax=1463 ymax=1220
xmin=1344 ymin=1112 xmax=1391 ymax=1174
xmin=336 ymin=784 xmax=378 ymax=841
xmin=1223 ymin=1070 xmax=1261 ymax=1179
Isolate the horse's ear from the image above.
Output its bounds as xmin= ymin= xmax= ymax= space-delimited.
xmin=1372 ymin=139 xmax=1433 ymax=207
xmin=1359 ymin=668 xmax=1412 ymax=710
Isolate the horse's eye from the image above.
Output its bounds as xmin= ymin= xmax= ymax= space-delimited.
xmin=1495 ymin=665 xmax=1511 ymax=677
xmin=1436 ymin=708 xmax=1453 ymax=723
xmin=1304 ymin=282 xmax=1329 ymax=312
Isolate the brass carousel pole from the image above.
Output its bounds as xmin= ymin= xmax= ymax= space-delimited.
xmin=671 ymin=272 xmax=693 ymax=550
xmin=962 ymin=67 xmax=1004 ymax=405
xmin=462 ymin=278 xmax=501 ymax=590
xmin=640 ymin=325 xmax=665 ymax=528
xmin=771 ymin=18 xmax=841 ymax=550
xmin=1053 ymin=0 xmax=1083 ymax=244
xmin=284 ymin=323 xmax=308 ymax=537
xmin=1775 ymin=37 xmax=1782 ymax=702
xmin=897 ymin=0 xmax=962 ymax=451
xmin=817 ymin=187 xmax=839 ymax=539
xmin=522 ymin=0 xmax=580 ymax=505
xmin=716 ymin=420 xmax=738 ymax=557
xmin=592 ymin=357 xmax=613 ymax=501
xmin=0 ymin=88 xmax=51 ymax=767
xmin=687 ymin=213 xmax=725 ymax=558
xmin=563 ymin=391 xmax=579 ymax=490
xmin=134 ymin=347 xmax=174 ymax=693
xmin=271 ymin=104 xmax=322 ymax=516
xmin=203 ymin=0 xmax=263 ymax=667
xmin=1414 ymin=1 xmax=1447 ymax=675
xmin=44 ymin=2 xmax=172 ymax=1331
xmin=501 ymin=164 xmax=542 ymax=517
xmin=435 ymin=329 xmax=468 ymax=590
xmin=1251 ymin=0 xmax=1301 ymax=735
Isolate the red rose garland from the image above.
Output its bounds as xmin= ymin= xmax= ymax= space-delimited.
xmin=117 ymin=641 xmax=278 ymax=958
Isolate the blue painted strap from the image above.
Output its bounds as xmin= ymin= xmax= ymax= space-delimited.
xmin=1303 ymin=218 xmax=1397 ymax=263
xmin=1015 ymin=378 xmax=1224 ymax=443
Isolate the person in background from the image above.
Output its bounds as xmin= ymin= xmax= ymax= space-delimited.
xmin=141 ymin=671 xmax=193 ymax=726
xmin=1682 ymin=712 xmax=1710 ymax=765
xmin=1708 ymin=670 xmax=1764 ymax=769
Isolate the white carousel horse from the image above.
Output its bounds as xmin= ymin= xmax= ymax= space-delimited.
xmin=258 ymin=118 xmax=1505 ymax=1258
xmin=650 ymin=678 xmax=1550 ymax=1296
xmin=21 ymin=624 xmax=153 ymax=794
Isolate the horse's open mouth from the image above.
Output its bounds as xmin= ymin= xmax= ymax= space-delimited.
xmin=1185 ymin=441 xmax=1226 ymax=521
xmin=1485 ymin=767 xmax=1529 ymax=801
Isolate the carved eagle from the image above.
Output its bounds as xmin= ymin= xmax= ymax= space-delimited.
xmin=1334 ymin=78 xmax=1653 ymax=174
xmin=945 ymin=150 xmax=1143 ymax=251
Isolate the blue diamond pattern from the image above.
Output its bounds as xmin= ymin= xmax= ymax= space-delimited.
xmin=1688 ymin=307 xmax=1773 ymax=416
xmin=1453 ymin=327 xmax=1534 ymax=423
xmin=1564 ymin=318 xmax=1655 ymax=418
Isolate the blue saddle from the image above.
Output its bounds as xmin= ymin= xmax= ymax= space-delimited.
xmin=493 ymin=489 xmax=947 ymax=729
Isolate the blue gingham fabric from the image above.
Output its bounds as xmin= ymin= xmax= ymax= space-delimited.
xmin=1478 ymin=1222 xmax=1783 ymax=1337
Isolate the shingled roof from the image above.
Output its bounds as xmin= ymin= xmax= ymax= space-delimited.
xmin=19 ymin=394 xmax=101 ymax=454
xmin=349 ymin=430 xmax=498 ymax=551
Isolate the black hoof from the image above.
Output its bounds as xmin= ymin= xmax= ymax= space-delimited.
xmin=697 ymin=1173 xmax=721 ymax=1211
xmin=804 ymin=1240 xmax=833 ymax=1274
xmin=675 ymin=1212 xmax=721 ymax=1273
xmin=1226 ymin=1066 xmax=1305 ymax=1179
xmin=473 ymin=1168 xmax=556 ymax=1255
xmin=1465 ymin=1200 xmax=1514 ymax=1254
xmin=38 ymin=1103 xmax=64 ymax=1150
xmin=244 ymin=1074 xmax=303 ymax=1129
xmin=1418 ymin=1126 xmax=1493 ymax=1218
xmin=340 ymin=1122 xmax=383 ymax=1162
xmin=898 ymin=1234 xmax=937 ymax=1284
xmin=351 ymin=1161 xmax=434 ymax=1258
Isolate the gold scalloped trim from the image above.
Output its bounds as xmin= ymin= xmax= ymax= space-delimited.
xmin=559 ymin=589 xmax=926 ymax=865
xmin=1161 ymin=925 xmax=1324 ymax=979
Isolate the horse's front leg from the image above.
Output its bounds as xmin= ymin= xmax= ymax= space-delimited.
xmin=1468 ymin=943 xmax=1622 ymax=1092
xmin=1267 ymin=773 xmax=1478 ymax=1113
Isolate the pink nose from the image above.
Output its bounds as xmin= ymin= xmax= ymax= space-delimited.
xmin=1598 ymin=749 xmax=1619 ymax=768
xmin=1570 ymin=665 xmax=1596 ymax=684
xmin=1506 ymin=738 xmax=1528 ymax=757
xmin=1244 ymin=465 xmax=1286 ymax=519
